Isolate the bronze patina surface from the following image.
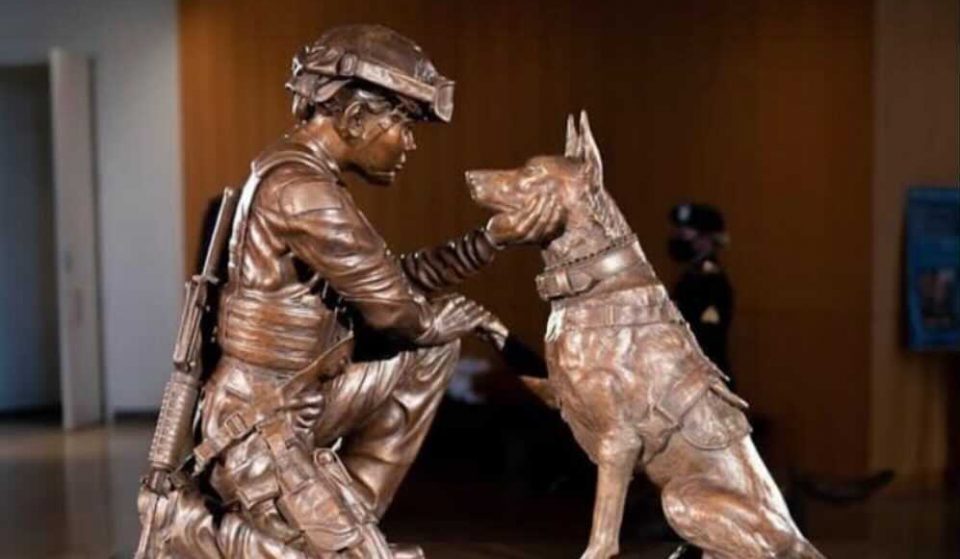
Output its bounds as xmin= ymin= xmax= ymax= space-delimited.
xmin=136 ymin=24 xmax=559 ymax=558
xmin=467 ymin=112 xmax=825 ymax=559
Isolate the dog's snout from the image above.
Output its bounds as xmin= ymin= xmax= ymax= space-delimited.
xmin=464 ymin=170 xmax=484 ymax=186
xmin=465 ymin=170 xmax=492 ymax=201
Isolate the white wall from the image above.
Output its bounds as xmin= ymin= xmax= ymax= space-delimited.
xmin=0 ymin=0 xmax=182 ymax=413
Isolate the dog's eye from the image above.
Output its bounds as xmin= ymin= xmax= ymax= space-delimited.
xmin=522 ymin=165 xmax=543 ymax=178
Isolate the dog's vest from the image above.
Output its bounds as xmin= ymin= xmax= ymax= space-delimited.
xmin=547 ymin=285 xmax=751 ymax=464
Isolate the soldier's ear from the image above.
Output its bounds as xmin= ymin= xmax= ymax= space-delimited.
xmin=339 ymin=100 xmax=367 ymax=141
xmin=579 ymin=110 xmax=603 ymax=188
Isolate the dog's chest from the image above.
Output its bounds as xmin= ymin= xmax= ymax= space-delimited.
xmin=542 ymin=295 xmax=693 ymax=429
xmin=544 ymin=316 xmax=648 ymax=418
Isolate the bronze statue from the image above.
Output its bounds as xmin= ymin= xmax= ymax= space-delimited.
xmin=467 ymin=112 xmax=825 ymax=559
xmin=136 ymin=25 xmax=560 ymax=558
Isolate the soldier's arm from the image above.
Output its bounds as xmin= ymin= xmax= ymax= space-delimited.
xmin=398 ymin=193 xmax=564 ymax=293
xmin=276 ymin=176 xmax=435 ymax=339
xmin=399 ymin=229 xmax=500 ymax=293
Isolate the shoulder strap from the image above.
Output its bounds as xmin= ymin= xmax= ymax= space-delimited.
xmin=226 ymin=143 xmax=335 ymax=285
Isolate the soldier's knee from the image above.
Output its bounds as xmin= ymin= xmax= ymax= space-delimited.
xmin=429 ymin=338 xmax=461 ymax=361
xmin=414 ymin=339 xmax=461 ymax=381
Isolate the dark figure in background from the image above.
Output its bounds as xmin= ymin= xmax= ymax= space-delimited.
xmin=668 ymin=203 xmax=734 ymax=382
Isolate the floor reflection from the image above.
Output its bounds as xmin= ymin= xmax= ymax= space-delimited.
xmin=0 ymin=421 xmax=956 ymax=558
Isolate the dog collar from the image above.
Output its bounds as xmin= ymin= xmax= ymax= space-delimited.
xmin=535 ymin=235 xmax=654 ymax=301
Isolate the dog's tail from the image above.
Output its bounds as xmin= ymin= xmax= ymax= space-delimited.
xmin=519 ymin=376 xmax=559 ymax=409
xmin=790 ymin=538 xmax=826 ymax=559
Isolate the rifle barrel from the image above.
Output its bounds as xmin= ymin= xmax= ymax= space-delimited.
xmin=201 ymin=187 xmax=238 ymax=277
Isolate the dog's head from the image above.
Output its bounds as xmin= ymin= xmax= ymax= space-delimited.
xmin=466 ymin=111 xmax=604 ymax=222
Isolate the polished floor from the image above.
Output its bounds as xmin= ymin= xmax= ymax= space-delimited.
xmin=0 ymin=421 xmax=957 ymax=558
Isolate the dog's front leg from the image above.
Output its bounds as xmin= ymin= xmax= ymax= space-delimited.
xmin=581 ymin=444 xmax=641 ymax=559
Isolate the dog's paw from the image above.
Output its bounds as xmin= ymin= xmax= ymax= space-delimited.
xmin=580 ymin=542 xmax=619 ymax=559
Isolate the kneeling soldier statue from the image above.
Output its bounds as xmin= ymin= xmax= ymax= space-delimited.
xmin=136 ymin=24 xmax=560 ymax=558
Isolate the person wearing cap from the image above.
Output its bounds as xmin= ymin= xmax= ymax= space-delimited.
xmin=150 ymin=25 xmax=561 ymax=558
xmin=668 ymin=203 xmax=734 ymax=381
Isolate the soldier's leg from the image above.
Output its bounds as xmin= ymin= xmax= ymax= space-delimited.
xmin=210 ymin=424 xmax=394 ymax=559
xmin=202 ymin=362 xmax=391 ymax=558
xmin=218 ymin=512 xmax=308 ymax=559
xmin=316 ymin=340 xmax=461 ymax=518
xmin=137 ymin=483 xmax=224 ymax=559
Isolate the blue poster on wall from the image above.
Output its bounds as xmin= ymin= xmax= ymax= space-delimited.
xmin=905 ymin=186 xmax=960 ymax=351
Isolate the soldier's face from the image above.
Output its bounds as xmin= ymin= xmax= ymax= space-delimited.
xmin=351 ymin=107 xmax=416 ymax=185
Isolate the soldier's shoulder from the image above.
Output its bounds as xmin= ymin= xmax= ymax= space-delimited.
xmin=272 ymin=172 xmax=348 ymax=217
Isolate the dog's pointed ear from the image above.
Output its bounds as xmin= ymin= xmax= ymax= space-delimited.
xmin=579 ymin=110 xmax=603 ymax=187
xmin=564 ymin=113 xmax=580 ymax=158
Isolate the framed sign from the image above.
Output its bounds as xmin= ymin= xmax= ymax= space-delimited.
xmin=905 ymin=186 xmax=960 ymax=351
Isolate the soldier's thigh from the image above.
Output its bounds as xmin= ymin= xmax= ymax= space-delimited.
xmin=314 ymin=341 xmax=461 ymax=445
xmin=314 ymin=351 xmax=412 ymax=444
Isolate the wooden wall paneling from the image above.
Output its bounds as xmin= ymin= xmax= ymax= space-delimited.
xmin=180 ymin=0 xmax=874 ymax=475
xmin=871 ymin=0 xmax=960 ymax=489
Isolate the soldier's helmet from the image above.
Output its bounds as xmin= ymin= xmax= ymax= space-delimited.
xmin=286 ymin=24 xmax=454 ymax=122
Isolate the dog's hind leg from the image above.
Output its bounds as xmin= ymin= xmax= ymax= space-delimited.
xmin=661 ymin=477 xmax=824 ymax=559
xmin=580 ymin=443 xmax=641 ymax=559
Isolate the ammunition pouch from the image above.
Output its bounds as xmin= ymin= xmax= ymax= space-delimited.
xmin=260 ymin=417 xmax=389 ymax=557
xmin=192 ymin=335 xmax=353 ymax=475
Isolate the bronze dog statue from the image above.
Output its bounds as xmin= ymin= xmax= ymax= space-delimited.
xmin=466 ymin=112 xmax=824 ymax=559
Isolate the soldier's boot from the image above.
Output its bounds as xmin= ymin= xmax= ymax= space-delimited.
xmin=390 ymin=544 xmax=426 ymax=559
xmin=136 ymin=483 xmax=223 ymax=559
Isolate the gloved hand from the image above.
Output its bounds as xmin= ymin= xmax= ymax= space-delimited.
xmin=484 ymin=193 xmax=564 ymax=247
xmin=415 ymin=294 xmax=497 ymax=346
xmin=475 ymin=313 xmax=508 ymax=350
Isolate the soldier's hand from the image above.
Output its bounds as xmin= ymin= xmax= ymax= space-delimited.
xmin=475 ymin=313 xmax=509 ymax=350
xmin=485 ymin=193 xmax=564 ymax=246
xmin=416 ymin=294 xmax=495 ymax=345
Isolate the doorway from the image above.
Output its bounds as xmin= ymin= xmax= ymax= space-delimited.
xmin=0 ymin=64 xmax=60 ymax=416
xmin=0 ymin=52 xmax=104 ymax=429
